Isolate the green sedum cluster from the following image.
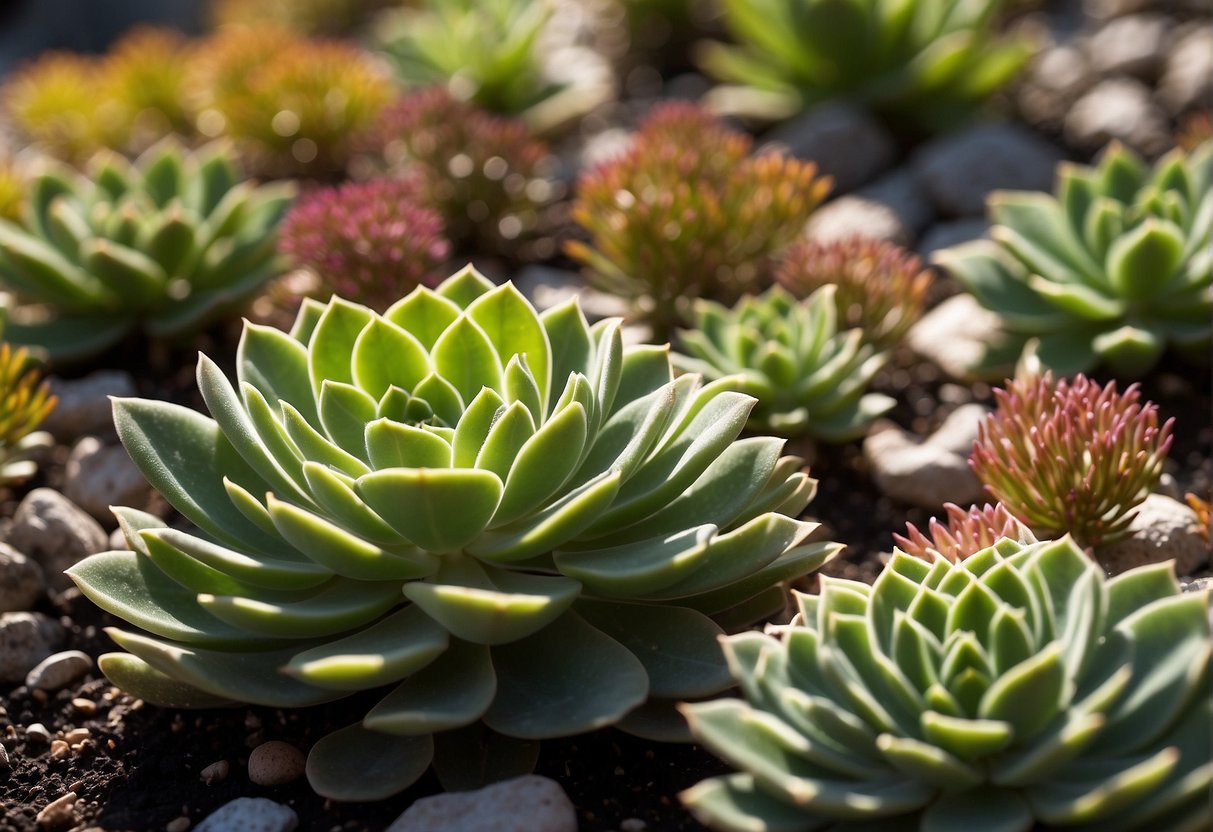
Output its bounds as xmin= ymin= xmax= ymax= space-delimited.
xmin=682 ymin=537 xmax=1213 ymax=832
xmin=69 ymin=266 xmax=840 ymax=800
xmin=0 ymin=140 xmax=294 ymax=362
xmin=674 ymin=286 xmax=893 ymax=442
xmin=0 ymin=341 xmax=56 ymax=485
xmin=936 ymin=141 xmax=1213 ymax=377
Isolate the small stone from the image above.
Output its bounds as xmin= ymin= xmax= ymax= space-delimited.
xmin=620 ymin=820 xmax=647 ymax=832
xmin=195 ymin=797 xmax=298 ymax=832
xmin=0 ymin=541 xmax=46 ymax=612
xmin=108 ymin=527 xmax=130 ymax=551
xmin=856 ymin=168 xmax=937 ymax=235
xmin=64 ymin=437 xmax=151 ymax=525
xmin=387 ymin=775 xmax=576 ymax=832
xmin=1183 ymin=577 xmax=1213 ymax=594
xmin=25 ymin=650 xmax=93 ymax=691
xmin=247 ymin=740 xmax=305 ymax=787
xmin=50 ymin=740 xmax=70 ymax=760
xmin=864 ymin=407 xmax=988 ymax=510
xmin=200 ymin=759 xmax=230 ymax=784
xmin=911 ymin=124 xmax=1063 ymax=218
xmin=41 ymin=371 xmax=136 ymax=443
xmin=804 ymin=196 xmax=910 ymax=246
xmin=167 ymin=817 xmax=192 ymax=832
xmin=762 ymin=103 xmax=896 ymax=193
xmin=1160 ymin=25 xmax=1213 ymax=114
xmin=71 ymin=698 xmax=97 ymax=716
xmin=8 ymin=488 xmax=110 ymax=590
xmin=906 ymin=294 xmax=1009 ymax=380
xmin=514 ymin=265 xmax=629 ymax=320
xmin=0 ymin=742 xmax=9 ymax=769
xmin=1085 ymin=14 xmax=1170 ymax=78
xmin=1065 ymin=78 xmax=1169 ymax=156
xmin=26 ymin=723 xmax=52 ymax=744
xmin=1098 ymin=494 xmax=1211 ymax=577
xmin=63 ymin=727 xmax=90 ymax=744
xmin=917 ymin=219 xmax=988 ymax=261
xmin=0 ymin=613 xmax=63 ymax=684
xmin=35 ymin=792 xmax=76 ymax=831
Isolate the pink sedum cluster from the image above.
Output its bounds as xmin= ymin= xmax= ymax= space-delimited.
xmin=894 ymin=502 xmax=1035 ymax=563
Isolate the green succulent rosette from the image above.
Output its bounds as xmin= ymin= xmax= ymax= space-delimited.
xmin=673 ymin=285 xmax=894 ymax=441
xmin=68 ymin=266 xmax=839 ymax=800
xmin=682 ymin=537 xmax=1213 ymax=832
xmin=936 ymin=141 xmax=1213 ymax=378
xmin=0 ymin=139 xmax=294 ymax=362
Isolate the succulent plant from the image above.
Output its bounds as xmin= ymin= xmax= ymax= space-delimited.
xmin=699 ymin=0 xmax=1035 ymax=131
xmin=568 ymin=102 xmax=830 ymax=337
xmin=776 ymin=237 xmax=933 ymax=351
xmin=0 ymin=157 xmax=27 ymax=226
xmin=189 ymin=27 xmax=392 ymax=177
xmin=68 ymin=265 xmax=839 ymax=800
xmin=0 ymin=140 xmax=295 ymax=362
xmin=970 ymin=370 xmax=1173 ymax=550
xmin=357 ymin=87 xmax=559 ymax=259
xmin=682 ymin=536 xmax=1213 ymax=832
xmin=0 ymin=342 xmax=56 ymax=485
xmin=936 ymin=141 xmax=1213 ymax=377
xmin=3 ymin=52 xmax=122 ymax=164
xmin=1185 ymin=493 xmax=1210 ymax=542
xmin=209 ymin=0 xmax=388 ymax=35
xmin=99 ymin=27 xmax=198 ymax=154
xmin=894 ymin=502 xmax=1036 ymax=563
xmin=278 ymin=176 xmax=451 ymax=310
xmin=673 ymin=286 xmax=893 ymax=442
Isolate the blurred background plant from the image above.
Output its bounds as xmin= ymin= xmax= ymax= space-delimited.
xmin=0 ymin=155 xmax=29 ymax=225
xmin=0 ymin=341 xmax=55 ymax=485
xmin=209 ymin=0 xmax=391 ymax=36
xmin=568 ymin=101 xmax=830 ymax=338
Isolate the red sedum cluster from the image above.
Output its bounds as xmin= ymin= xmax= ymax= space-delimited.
xmin=894 ymin=502 xmax=1035 ymax=563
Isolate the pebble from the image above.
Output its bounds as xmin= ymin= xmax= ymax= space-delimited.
xmin=35 ymin=792 xmax=76 ymax=831
xmin=917 ymin=219 xmax=988 ymax=261
xmin=1160 ymin=24 xmax=1213 ymax=114
xmin=194 ymin=797 xmax=298 ymax=832
xmin=71 ymin=698 xmax=97 ymax=716
xmin=1064 ymin=78 xmax=1169 ymax=156
xmin=0 ymin=541 xmax=46 ymax=612
xmin=50 ymin=740 xmax=70 ymax=760
xmin=0 ymin=742 xmax=8 ymax=769
xmin=387 ymin=775 xmax=577 ymax=832
xmin=63 ymin=727 xmax=90 ymax=744
xmin=25 ymin=650 xmax=93 ymax=691
xmin=26 ymin=723 xmax=52 ymax=744
xmin=911 ymin=124 xmax=1062 ymax=218
xmin=0 ymin=612 xmax=64 ymax=684
xmin=856 ymin=168 xmax=936 ymax=235
xmin=804 ymin=195 xmax=910 ymax=246
xmin=1018 ymin=45 xmax=1091 ymax=128
xmin=864 ymin=405 xmax=989 ymax=510
xmin=1085 ymin=14 xmax=1170 ymax=78
xmin=109 ymin=527 xmax=131 ymax=551
xmin=7 ymin=489 xmax=110 ymax=590
xmin=200 ymin=760 xmax=231 ymax=784
xmin=906 ymin=294 xmax=1009 ymax=381
xmin=64 ymin=437 xmax=151 ymax=525
xmin=1098 ymin=494 xmax=1211 ymax=577
xmin=247 ymin=740 xmax=305 ymax=787
xmin=762 ymin=103 xmax=896 ymax=193
xmin=514 ymin=266 xmax=630 ymax=320
xmin=167 ymin=817 xmax=192 ymax=832
xmin=41 ymin=371 xmax=136 ymax=442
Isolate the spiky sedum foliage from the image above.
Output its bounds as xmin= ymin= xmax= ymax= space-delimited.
xmin=1176 ymin=112 xmax=1212 ymax=153
xmin=358 ymin=87 xmax=558 ymax=259
xmin=674 ymin=286 xmax=893 ymax=441
xmin=279 ymin=177 xmax=451 ymax=310
xmin=1185 ymin=493 xmax=1210 ymax=542
xmin=0 ymin=343 xmax=56 ymax=485
xmin=0 ymin=140 xmax=295 ymax=362
xmin=189 ymin=27 xmax=392 ymax=177
xmin=937 ymin=141 xmax=1213 ymax=378
xmin=209 ymin=0 xmax=388 ymax=35
xmin=777 ymin=237 xmax=932 ymax=351
xmin=970 ymin=371 xmax=1173 ymax=550
xmin=568 ymin=102 xmax=830 ymax=337
xmin=682 ymin=537 xmax=1213 ymax=832
xmin=699 ymin=0 xmax=1035 ymax=132
xmin=894 ymin=502 xmax=1036 ymax=563
xmin=68 ymin=266 xmax=839 ymax=800
xmin=99 ymin=28 xmax=197 ymax=154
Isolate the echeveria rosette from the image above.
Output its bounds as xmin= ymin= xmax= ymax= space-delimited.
xmin=67 ymin=266 xmax=840 ymax=800
xmin=681 ymin=537 xmax=1213 ymax=832
xmin=674 ymin=286 xmax=894 ymax=442
xmin=936 ymin=141 xmax=1213 ymax=378
xmin=0 ymin=140 xmax=295 ymax=363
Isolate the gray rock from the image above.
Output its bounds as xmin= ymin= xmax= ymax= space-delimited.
xmin=1160 ymin=25 xmax=1213 ymax=114
xmin=513 ymin=266 xmax=629 ymax=320
xmin=912 ymin=124 xmax=1063 ymax=218
xmin=864 ymin=408 xmax=988 ymax=510
xmin=1086 ymin=14 xmax=1170 ymax=78
xmin=1018 ymin=45 xmax=1092 ymax=128
xmin=804 ymin=196 xmax=910 ymax=246
xmin=8 ymin=488 xmax=109 ymax=589
xmin=1098 ymin=494 xmax=1211 ymax=577
xmin=195 ymin=798 xmax=298 ymax=832
xmin=247 ymin=741 xmax=305 ymax=787
xmin=0 ymin=541 xmax=45 ymax=612
xmin=25 ymin=649 xmax=92 ymax=691
xmin=0 ymin=612 xmax=63 ymax=684
xmin=906 ymin=294 xmax=1007 ymax=380
xmin=64 ymin=437 xmax=150 ymax=526
xmin=856 ymin=168 xmax=936 ymax=235
xmin=762 ymin=103 xmax=896 ymax=193
xmin=40 ymin=371 xmax=136 ymax=442
xmin=388 ymin=775 xmax=576 ymax=832
xmin=918 ymin=220 xmax=989 ymax=261
xmin=1183 ymin=577 xmax=1212 ymax=594
xmin=1065 ymin=78 xmax=1169 ymax=156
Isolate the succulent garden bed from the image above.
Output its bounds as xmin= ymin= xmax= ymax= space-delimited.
xmin=0 ymin=1 xmax=1209 ymax=831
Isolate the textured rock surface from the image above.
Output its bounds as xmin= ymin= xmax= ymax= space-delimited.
xmin=195 ymin=798 xmax=298 ymax=832
xmin=8 ymin=489 xmax=109 ymax=590
xmin=1098 ymin=494 xmax=1211 ymax=577
xmin=863 ymin=405 xmax=989 ymax=509
xmin=64 ymin=436 xmax=151 ymax=525
xmin=41 ymin=371 xmax=136 ymax=442
xmin=25 ymin=650 xmax=92 ymax=691
xmin=0 ymin=541 xmax=45 ymax=612
xmin=906 ymin=294 xmax=1008 ymax=380
xmin=247 ymin=741 xmax=305 ymax=787
xmin=0 ymin=612 xmax=63 ymax=684
xmin=387 ymin=775 xmax=577 ymax=832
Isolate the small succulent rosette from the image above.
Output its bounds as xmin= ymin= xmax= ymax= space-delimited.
xmin=69 ymin=266 xmax=840 ymax=800
xmin=674 ymin=285 xmax=894 ymax=442
xmin=0 ymin=140 xmax=295 ymax=362
xmin=682 ymin=536 xmax=1212 ymax=832
xmin=936 ymin=141 xmax=1212 ymax=378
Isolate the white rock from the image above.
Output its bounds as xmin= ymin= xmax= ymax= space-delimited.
xmin=387 ymin=775 xmax=577 ymax=832
xmin=1086 ymin=14 xmax=1170 ymax=78
xmin=25 ymin=650 xmax=93 ymax=691
xmin=1065 ymin=78 xmax=1169 ymax=156
xmin=762 ymin=103 xmax=896 ymax=193
xmin=64 ymin=437 xmax=151 ymax=525
xmin=906 ymin=294 xmax=1008 ymax=381
xmin=7 ymin=488 xmax=109 ymax=590
xmin=1098 ymin=494 xmax=1211 ymax=577
xmin=41 ymin=371 xmax=136 ymax=443
xmin=514 ymin=265 xmax=629 ymax=320
xmin=0 ymin=612 xmax=63 ymax=684
xmin=195 ymin=798 xmax=298 ymax=832
xmin=804 ymin=196 xmax=910 ymax=246
xmin=864 ymin=406 xmax=989 ymax=510
xmin=0 ymin=541 xmax=45 ymax=612
xmin=1018 ymin=45 xmax=1092 ymax=128
xmin=911 ymin=124 xmax=1063 ymax=218
xmin=247 ymin=741 xmax=305 ymax=787
xmin=1160 ymin=25 xmax=1213 ymax=114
